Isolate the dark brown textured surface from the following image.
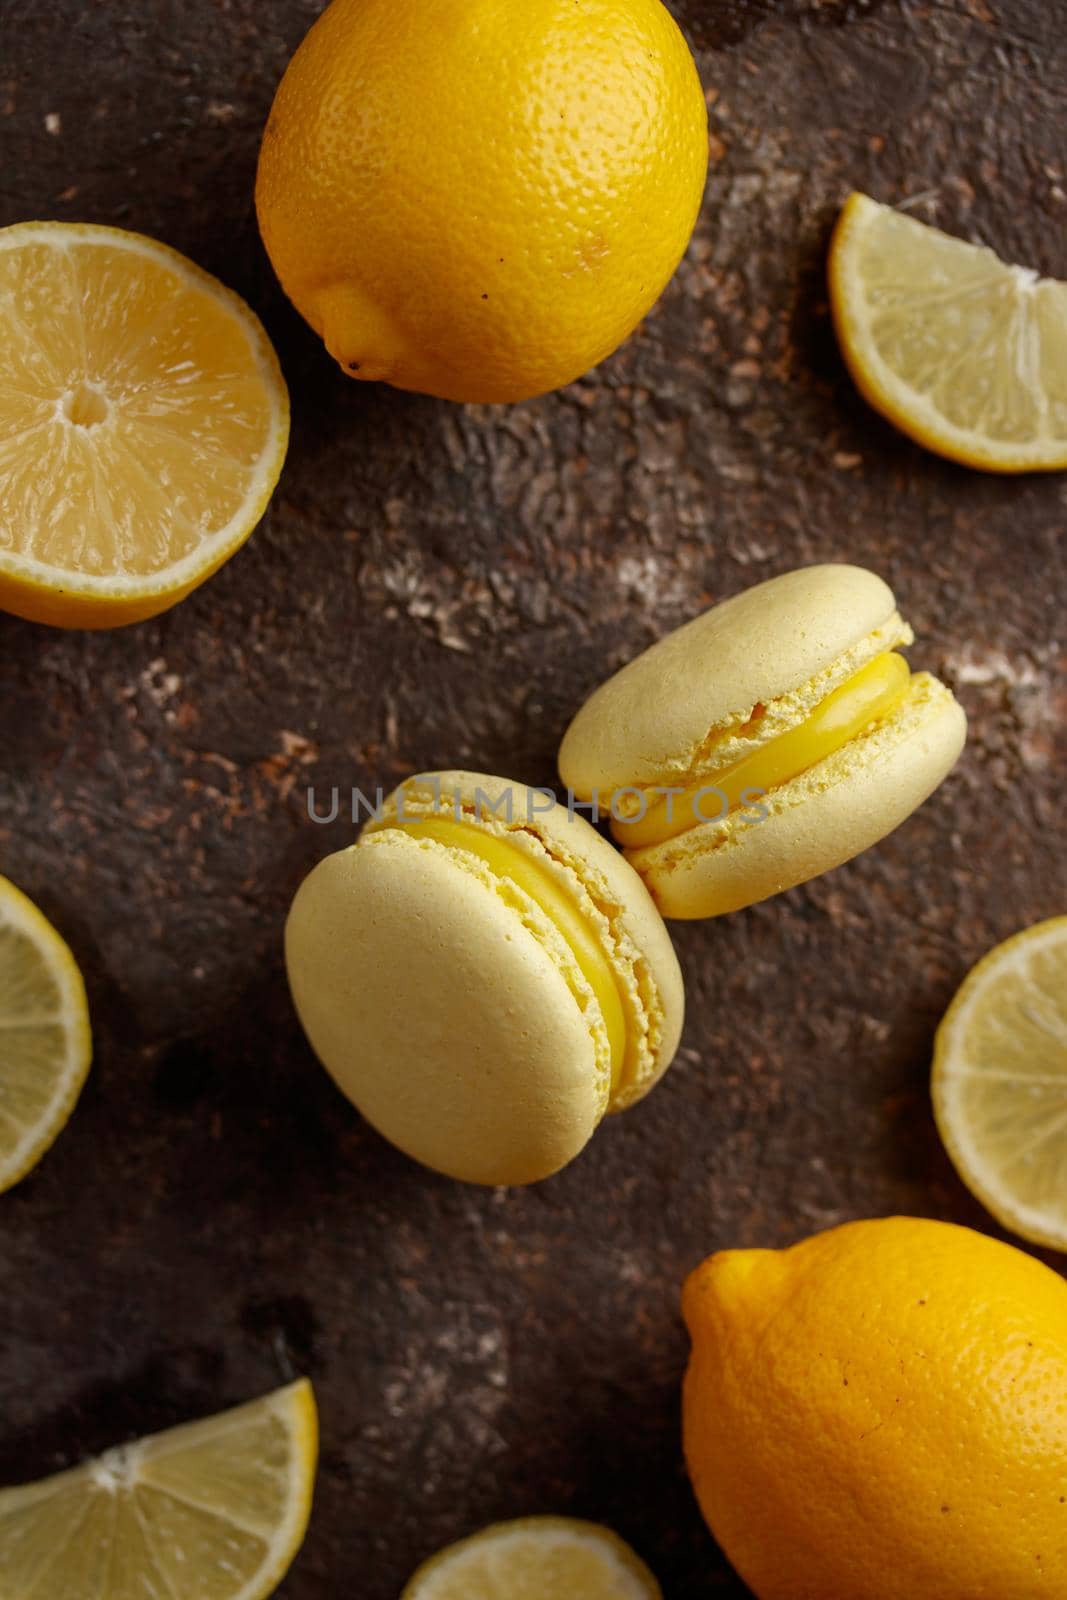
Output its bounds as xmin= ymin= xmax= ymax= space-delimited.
xmin=1 ymin=1 xmax=1066 ymax=1594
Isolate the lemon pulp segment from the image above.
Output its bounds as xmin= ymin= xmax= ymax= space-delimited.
xmin=932 ymin=916 xmax=1067 ymax=1251
xmin=0 ymin=1378 xmax=318 ymax=1600
xmin=402 ymin=1515 xmax=662 ymax=1600
xmin=385 ymin=818 xmax=627 ymax=1088
xmin=613 ymin=651 xmax=912 ymax=849
xmin=830 ymin=192 xmax=1067 ymax=473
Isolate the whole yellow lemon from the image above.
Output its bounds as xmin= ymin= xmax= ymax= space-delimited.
xmin=683 ymin=1217 xmax=1067 ymax=1600
xmin=255 ymin=0 xmax=708 ymax=404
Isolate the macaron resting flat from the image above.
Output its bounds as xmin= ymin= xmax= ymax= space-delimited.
xmin=558 ymin=564 xmax=967 ymax=919
xmin=285 ymin=772 xmax=684 ymax=1186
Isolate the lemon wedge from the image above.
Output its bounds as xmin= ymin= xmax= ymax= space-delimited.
xmin=933 ymin=916 xmax=1067 ymax=1251
xmin=0 ymin=221 xmax=289 ymax=627
xmin=0 ymin=1379 xmax=318 ymax=1600
xmin=0 ymin=874 xmax=91 ymax=1192
xmin=830 ymin=192 xmax=1067 ymax=472
xmin=402 ymin=1516 xmax=662 ymax=1600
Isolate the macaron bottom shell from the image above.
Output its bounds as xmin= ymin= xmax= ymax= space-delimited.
xmin=628 ymin=671 xmax=966 ymax=920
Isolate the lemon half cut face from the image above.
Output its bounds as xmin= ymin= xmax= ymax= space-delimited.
xmin=0 ymin=222 xmax=289 ymax=627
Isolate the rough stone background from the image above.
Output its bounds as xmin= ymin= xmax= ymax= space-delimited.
xmin=1 ymin=0 xmax=1066 ymax=1594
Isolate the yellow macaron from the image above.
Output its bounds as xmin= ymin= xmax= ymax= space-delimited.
xmin=285 ymin=771 xmax=684 ymax=1186
xmin=559 ymin=564 xmax=967 ymax=919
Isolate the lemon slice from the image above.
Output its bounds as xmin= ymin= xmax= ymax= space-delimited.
xmin=829 ymin=192 xmax=1067 ymax=472
xmin=0 ymin=874 xmax=91 ymax=1193
xmin=401 ymin=1516 xmax=662 ymax=1600
xmin=0 ymin=221 xmax=289 ymax=628
xmin=932 ymin=917 xmax=1067 ymax=1251
xmin=0 ymin=1378 xmax=317 ymax=1600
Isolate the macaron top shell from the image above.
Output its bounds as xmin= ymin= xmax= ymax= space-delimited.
xmin=559 ymin=564 xmax=911 ymax=795
xmin=369 ymin=771 xmax=685 ymax=1110
xmin=286 ymin=828 xmax=606 ymax=1185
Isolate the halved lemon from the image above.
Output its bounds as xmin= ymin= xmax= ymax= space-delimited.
xmin=0 ymin=221 xmax=289 ymax=627
xmin=0 ymin=874 xmax=91 ymax=1192
xmin=402 ymin=1516 xmax=663 ymax=1600
xmin=0 ymin=1378 xmax=318 ymax=1600
xmin=830 ymin=192 xmax=1067 ymax=472
xmin=933 ymin=916 xmax=1067 ymax=1251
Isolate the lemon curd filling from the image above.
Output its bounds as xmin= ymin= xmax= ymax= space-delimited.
xmin=384 ymin=816 xmax=628 ymax=1090
xmin=613 ymin=651 xmax=913 ymax=851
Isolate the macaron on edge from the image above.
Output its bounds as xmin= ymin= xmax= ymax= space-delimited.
xmin=285 ymin=827 xmax=611 ymax=1184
